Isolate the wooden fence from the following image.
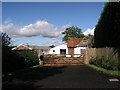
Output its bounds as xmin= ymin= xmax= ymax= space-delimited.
xmin=43 ymin=54 xmax=85 ymax=65
xmin=85 ymin=47 xmax=119 ymax=64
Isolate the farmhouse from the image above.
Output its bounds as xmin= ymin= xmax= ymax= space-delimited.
xmin=43 ymin=37 xmax=88 ymax=64
xmin=49 ymin=37 xmax=88 ymax=57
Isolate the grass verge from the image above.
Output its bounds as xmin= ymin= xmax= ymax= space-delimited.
xmin=87 ymin=64 xmax=120 ymax=76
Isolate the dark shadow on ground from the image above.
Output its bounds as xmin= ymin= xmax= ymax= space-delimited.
xmin=2 ymin=65 xmax=67 ymax=90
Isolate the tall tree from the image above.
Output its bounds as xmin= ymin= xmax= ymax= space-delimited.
xmin=84 ymin=34 xmax=94 ymax=47
xmin=0 ymin=32 xmax=11 ymax=47
xmin=94 ymin=2 xmax=120 ymax=47
xmin=62 ymin=26 xmax=84 ymax=42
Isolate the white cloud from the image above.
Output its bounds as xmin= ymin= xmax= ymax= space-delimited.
xmin=2 ymin=21 xmax=21 ymax=37
xmin=1 ymin=20 xmax=70 ymax=38
xmin=83 ymin=27 xmax=95 ymax=35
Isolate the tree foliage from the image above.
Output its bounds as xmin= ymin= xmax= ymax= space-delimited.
xmin=0 ymin=32 xmax=11 ymax=47
xmin=84 ymin=34 xmax=94 ymax=47
xmin=94 ymin=2 xmax=120 ymax=47
xmin=3 ymin=50 xmax=39 ymax=74
xmin=1 ymin=32 xmax=39 ymax=74
xmin=62 ymin=26 xmax=84 ymax=42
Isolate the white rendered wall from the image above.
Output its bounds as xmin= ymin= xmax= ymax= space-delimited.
xmin=74 ymin=47 xmax=86 ymax=54
xmin=49 ymin=44 xmax=68 ymax=54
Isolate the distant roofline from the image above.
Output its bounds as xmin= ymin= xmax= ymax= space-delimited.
xmin=11 ymin=44 xmax=33 ymax=50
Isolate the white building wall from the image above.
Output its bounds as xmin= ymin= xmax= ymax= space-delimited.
xmin=49 ymin=44 xmax=68 ymax=54
xmin=49 ymin=44 xmax=86 ymax=56
xmin=74 ymin=47 xmax=86 ymax=54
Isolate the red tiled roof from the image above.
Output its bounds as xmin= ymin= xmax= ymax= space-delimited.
xmin=11 ymin=44 xmax=32 ymax=50
xmin=67 ymin=37 xmax=82 ymax=47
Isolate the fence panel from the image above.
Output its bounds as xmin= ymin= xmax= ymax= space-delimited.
xmin=86 ymin=47 xmax=119 ymax=64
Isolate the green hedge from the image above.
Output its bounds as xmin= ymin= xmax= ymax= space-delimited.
xmin=15 ymin=50 xmax=39 ymax=67
xmin=2 ymin=48 xmax=39 ymax=74
xmin=89 ymin=56 xmax=119 ymax=70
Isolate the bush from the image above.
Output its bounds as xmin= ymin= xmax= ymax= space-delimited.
xmin=15 ymin=50 xmax=39 ymax=67
xmin=2 ymin=48 xmax=26 ymax=73
xmin=89 ymin=56 xmax=119 ymax=70
xmin=2 ymin=49 xmax=39 ymax=74
xmin=90 ymin=56 xmax=102 ymax=67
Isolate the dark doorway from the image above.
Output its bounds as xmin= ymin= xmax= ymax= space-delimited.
xmin=60 ymin=49 xmax=66 ymax=54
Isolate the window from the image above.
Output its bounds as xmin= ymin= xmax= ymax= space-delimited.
xmin=53 ymin=50 xmax=55 ymax=52
xmin=81 ymin=49 xmax=86 ymax=55
xmin=60 ymin=49 xmax=66 ymax=54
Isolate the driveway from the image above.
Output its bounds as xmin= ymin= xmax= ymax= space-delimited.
xmin=2 ymin=65 xmax=120 ymax=89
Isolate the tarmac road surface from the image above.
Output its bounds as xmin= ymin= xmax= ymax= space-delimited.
xmin=2 ymin=65 xmax=120 ymax=89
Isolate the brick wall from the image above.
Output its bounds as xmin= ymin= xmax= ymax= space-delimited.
xmin=68 ymin=48 xmax=74 ymax=55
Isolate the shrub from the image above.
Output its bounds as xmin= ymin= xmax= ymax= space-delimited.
xmin=90 ymin=56 xmax=102 ymax=67
xmin=15 ymin=50 xmax=39 ymax=67
xmin=2 ymin=49 xmax=39 ymax=74
xmin=90 ymin=55 xmax=119 ymax=70
xmin=2 ymin=48 xmax=26 ymax=74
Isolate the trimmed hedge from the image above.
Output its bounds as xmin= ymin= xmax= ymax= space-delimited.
xmin=15 ymin=50 xmax=39 ymax=67
xmin=2 ymin=48 xmax=39 ymax=74
xmin=89 ymin=56 xmax=119 ymax=70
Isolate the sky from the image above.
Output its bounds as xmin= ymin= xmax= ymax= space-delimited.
xmin=1 ymin=2 xmax=105 ymax=46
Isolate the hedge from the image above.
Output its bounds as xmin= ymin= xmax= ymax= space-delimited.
xmin=89 ymin=56 xmax=119 ymax=70
xmin=2 ymin=48 xmax=39 ymax=74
